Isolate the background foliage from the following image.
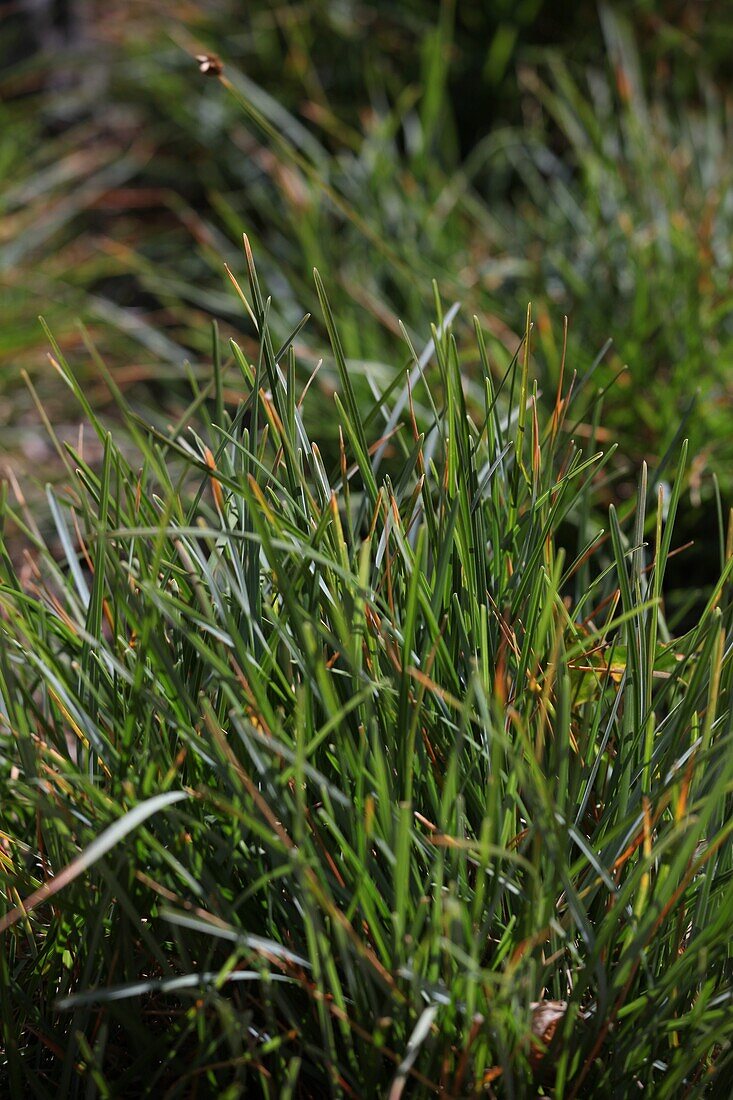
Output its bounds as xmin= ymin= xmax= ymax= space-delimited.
xmin=2 ymin=1 xmax=732 ymax=488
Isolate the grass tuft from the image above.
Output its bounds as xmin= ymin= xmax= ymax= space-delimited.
xmin=2 ymin=249 xmax=733 ymax=1095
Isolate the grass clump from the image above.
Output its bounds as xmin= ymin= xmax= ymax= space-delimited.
xmin=2 ymin=249 xmax=733 ymax=1097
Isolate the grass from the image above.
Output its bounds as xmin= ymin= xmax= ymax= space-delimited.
xmin=3 ymin=4 xmax=733 ymax=1094
xmin=2 ymin=4 xmax=733 ymax=502
xmin=2 ymin=245 xmax=733 ymax=1095
xmin=502 ymin=7 xmax=733 ymax=475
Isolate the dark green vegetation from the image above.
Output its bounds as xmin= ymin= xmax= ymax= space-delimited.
xmin=2 ymin=1 xmax=733 ymax=1096
xmin=3 ymin=252 xmax=733 ymax=1095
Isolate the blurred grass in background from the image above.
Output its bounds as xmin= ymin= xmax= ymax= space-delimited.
xmin=1 ymin=1 xmax=732 ymax=519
